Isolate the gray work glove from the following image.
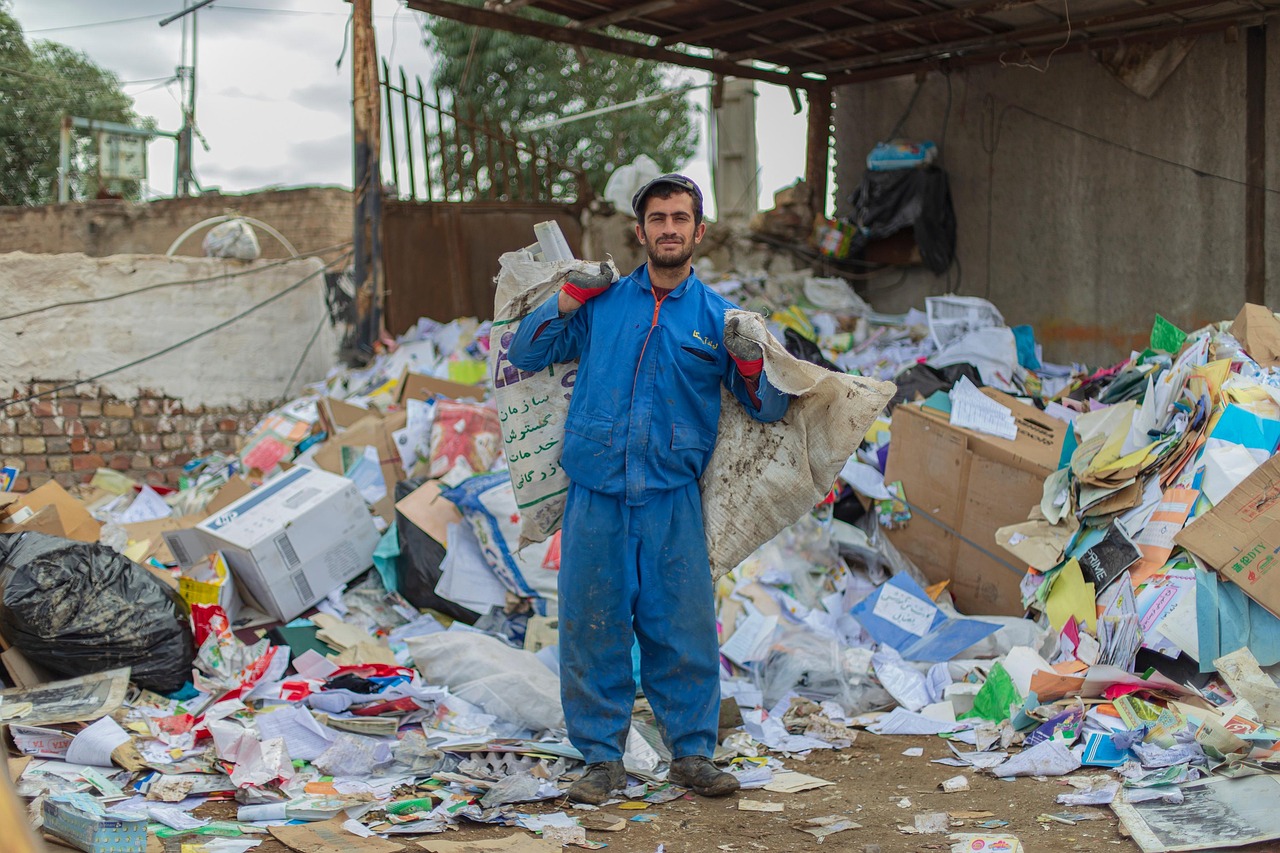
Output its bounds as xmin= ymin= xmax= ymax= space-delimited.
xmin=724 ymin=314 xmax=765 ymax=376
xmin=560 ymin=261 xmax=614 ymax=304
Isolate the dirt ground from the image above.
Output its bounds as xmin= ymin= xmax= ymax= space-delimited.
xmin=142 ymin=732 xmax=1158 ymax=853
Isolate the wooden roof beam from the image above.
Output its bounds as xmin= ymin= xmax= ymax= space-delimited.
xmin=484 ymin=0 xmax=539 ymax=10
xmin=405 ymin=0 xmax=821 ymax=87
xmin=826 ymin=6 xmax=1275 ymax=83
xmin=567 ymin=0 xmax=679 ymax=30
xmin=657 ymin=0 xmax=856 ymax=48
xmin=729 ymin=0 xmax=1038 ymax=61
xmin=801 ymin=0 xmax=1245 ymax=73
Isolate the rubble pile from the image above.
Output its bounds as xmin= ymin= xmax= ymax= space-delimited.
xmin=5 ymin=239 xmax=1280 ymax=853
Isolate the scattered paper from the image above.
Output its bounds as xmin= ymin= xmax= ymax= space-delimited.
xmin=940 ymin=776 xmax=970 ymax=793
xmin=902 ymin=747 xmax=924 ymax=757
xmin=950 ymin=376 xmax=1017 ymax=440
xmin=949 ymin=834 xmax=1023 ymax=853
xmin=797 ymin=815 xmax=861 ymax=840
xmin=762 ymin=771 xmax=834 ymax=794
xmin=0 ymin=668 xmax=129 ymax=726
xmin=1112 ymin=775 xmax=1280 ymax=853
xmin=739 ymin=799 xmax=784 ymax=812
xmin=65 ymin=716 xmax=131 ymax=768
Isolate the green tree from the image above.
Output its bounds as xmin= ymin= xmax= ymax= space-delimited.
xmin=424 ymin=2 xmax=698 ymax=202
xmin=0 ymin=0 xmax=148 ymax=205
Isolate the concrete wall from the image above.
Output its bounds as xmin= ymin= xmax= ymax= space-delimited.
xmin=0 ymin=253 xmax=337 ymax=406
xmin=0 ymin=252 xmax=338 ymax=489
xmin=0 ymin=186 xmax=351 ymax=262
xmin=834 ymin=30 xmax=1280 ymax=365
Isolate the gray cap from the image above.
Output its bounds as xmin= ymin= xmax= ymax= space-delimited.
xmin=631 ymin=173 xmax=704 ymax=220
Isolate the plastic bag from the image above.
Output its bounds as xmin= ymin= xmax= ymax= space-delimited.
xmin=202 ymin=219 xmax=261 ymax=260
xmin=428 ymin=399 xmax=502 ymax=480
xmin=0 ymin=532 xmax=195 ymax=693
xmin=758 ymin=628 xmax=891 ymax=715
xmin=406 ymin=631 xmax=563 ymax=732
xmin=393 ymin=477 xmax=480 ymax=623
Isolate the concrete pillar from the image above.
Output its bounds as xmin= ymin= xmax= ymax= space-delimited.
xmin=711 ymin=77 xmax=758 ymax=224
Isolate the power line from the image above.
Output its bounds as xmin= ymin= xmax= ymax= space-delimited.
xmin=0 ymin=242 xmax=353 ymax=324
xmin=25 ymin=13 xmax=165 ymax=34
xmin=1 ymin=251 xmax=352 ymax=411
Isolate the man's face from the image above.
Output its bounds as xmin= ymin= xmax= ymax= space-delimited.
xmin=635 ymin=191 xmax=706 ymax=271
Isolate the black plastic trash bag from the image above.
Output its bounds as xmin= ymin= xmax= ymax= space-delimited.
xmin=0 ymin=532 xmax=194 ymax=693
xmin=847 ymin=166 xmax=956 ymax=274
xmin=394 ymin=478 xmax=480 ymax=624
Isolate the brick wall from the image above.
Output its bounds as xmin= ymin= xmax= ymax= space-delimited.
xmin=0 ymin=186 xmax=352 ymax=262
xmin=1 ymin=383 xmax=273 ymax=492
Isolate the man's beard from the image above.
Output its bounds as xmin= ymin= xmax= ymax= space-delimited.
xmin=645 ymin=239 xmax=694 ymax=270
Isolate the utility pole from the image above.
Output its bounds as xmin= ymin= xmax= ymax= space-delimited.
xmin=161 ymin=0 xmax=216 ymax=196
xmin=350 ymin=0 xmax=384 ymax=356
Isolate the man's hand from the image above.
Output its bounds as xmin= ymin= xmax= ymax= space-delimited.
xmin=558 ymin=262 xmax=614 ymax=312
xmin=724 ymin=314 xmax=765 ymax=378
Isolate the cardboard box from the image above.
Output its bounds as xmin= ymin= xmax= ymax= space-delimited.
xmin=1177 ymin=454 xmax=1280 ymax=618
xmin=0 ymin=481 xmax=101 ymax=543
xmin=883 ymin=389 xmax=1067 ymax=616
xmin=313 ymin=410 xmax=407 ymax=522
xmin=163 ymin=467 xmax=379 ymax=624
xmin=397 ymin=370 xmax=486 ymax=405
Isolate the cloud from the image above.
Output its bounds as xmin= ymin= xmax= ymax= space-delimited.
xmin=288 ymin=80 xmax=350 ymax=115
xmin=215 ymin=85 xmax=276 ymax=103
xmin=289 ymin=132 xmax=351 ymax=167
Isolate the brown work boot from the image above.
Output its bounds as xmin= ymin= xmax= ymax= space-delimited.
xmin=566 ymin=761 xmax=625 ymax=805
xmin=668 ymin=755 xmax=740 ymax=797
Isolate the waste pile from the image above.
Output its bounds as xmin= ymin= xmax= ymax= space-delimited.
xmin=5 ymin=228 xmax=1280 ymax=853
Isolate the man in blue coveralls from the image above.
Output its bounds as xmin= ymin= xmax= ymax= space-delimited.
xmin=508 ymin=174 xmax=790 ymax=804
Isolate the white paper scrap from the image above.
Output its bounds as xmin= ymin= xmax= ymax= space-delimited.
xmin=65 ymin=716 xmax=131 ymax=768
xmin=949 ymin=376 xmax=1017 ymax=440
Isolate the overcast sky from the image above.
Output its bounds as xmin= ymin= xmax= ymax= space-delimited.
xmin=10 ymin=0 xmax=811 ymax=216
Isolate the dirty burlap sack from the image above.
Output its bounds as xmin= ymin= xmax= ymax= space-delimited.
xmin=490 ymin=252 xmax=896 ymax=578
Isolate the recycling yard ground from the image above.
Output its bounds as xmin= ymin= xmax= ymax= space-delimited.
xmin=185 ymin=736 xmax=1135 ymax=853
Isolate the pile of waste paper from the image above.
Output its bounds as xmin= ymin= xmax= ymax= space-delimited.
xmin=6 ymin=229 xmax=1280 ymax=853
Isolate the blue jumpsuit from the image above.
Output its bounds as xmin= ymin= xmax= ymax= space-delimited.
xmin=508 ymin=263 xmax=789 ymax=764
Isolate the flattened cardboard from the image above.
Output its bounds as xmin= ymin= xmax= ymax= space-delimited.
xmin=270 ymin=816 xmax=405 ymax=853
xmin=1230 ymin=303 xmax=1280 ymax=368
xmin=204 ymin=477 xmax=254 ymax=516
xmin=0 ymin=481 xmax=100 ymax=543
xmin=396 ymin=369 xmax=486 ymax=405
xmin=121 ymin=514 xmax=205 ymax=564
xmin=1176 ymin=454 xmax=1280 ymax=619
xmin=885 ymin=389 xmax=1067 ymax=616
xmin=394 ymin=479 xmax=460 ymax=545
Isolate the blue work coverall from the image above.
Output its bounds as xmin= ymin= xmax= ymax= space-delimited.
xmin=508 ymin=263 xmax=789 ymax=764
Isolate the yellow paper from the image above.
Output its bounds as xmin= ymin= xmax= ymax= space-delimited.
xmin=1191 ymin=359 xmax=1231 ymax=402
xmin=447 ymin=358 xmax=488 ymax=385
xmin=123 ymin=540 xmax=150 ymax=564
xmin=1045 ymin=559 xmax=1096 ymax=633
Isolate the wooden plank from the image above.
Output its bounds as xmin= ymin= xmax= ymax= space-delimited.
xmin=569 ymin=0 xmax=679 ymax=31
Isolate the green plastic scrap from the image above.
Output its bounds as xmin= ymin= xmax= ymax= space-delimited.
xmin=152 ymin=821 xmax=248 ymax=838
xmin=959 ymin=661 xmax=1022 ymax=724
xmin=1150 ymin=314 xmax=1188 ymax=354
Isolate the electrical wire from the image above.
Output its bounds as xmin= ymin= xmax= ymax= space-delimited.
xmin=25 ymin=13 xmax=164 ymax=34
xmin=1 ymin=252 xmax=352 ymax=412
xmin=282 ymin=313 xmax=330 ymax=399
xmin=0 ymin=241 xmax=353 ymax=324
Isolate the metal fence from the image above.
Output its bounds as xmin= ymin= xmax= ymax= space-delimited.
xmin=379 ymin=61 xmax=587 ymax=205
